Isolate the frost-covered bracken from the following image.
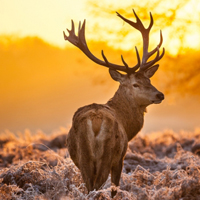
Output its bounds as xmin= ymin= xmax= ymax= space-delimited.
xmin=1 ymin=129 xmax=200 ymax=199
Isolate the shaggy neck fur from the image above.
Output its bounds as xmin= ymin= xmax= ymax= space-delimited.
xmin=106 ymin=85 xmax=146 ymax=141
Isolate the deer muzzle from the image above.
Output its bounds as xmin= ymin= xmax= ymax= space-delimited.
xmin=152 ymin=92 xmax=164 ymax=104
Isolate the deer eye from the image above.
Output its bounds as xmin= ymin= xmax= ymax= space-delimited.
xmin=133 ymin=83 xmax=139 ymax=88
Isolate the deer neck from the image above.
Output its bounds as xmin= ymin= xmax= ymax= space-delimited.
xmin=106 ymin=86 xmax=145 ymax=141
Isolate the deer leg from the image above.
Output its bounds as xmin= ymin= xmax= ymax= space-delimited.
xmin=81 ymin=158 xmax=111 ymax=192
xmin=93 ymin=158 xmax=111 ymax=190
xmin=80 ymin=159 xmax=96 ymax=192
xmin=111 ymin=159 xmax=123 ymax=198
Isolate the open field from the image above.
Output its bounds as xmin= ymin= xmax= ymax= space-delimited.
xmin=1 ymin=2 xmax=200 ymax=199
xmin=0 ymin=129 xmax=200 ymax=199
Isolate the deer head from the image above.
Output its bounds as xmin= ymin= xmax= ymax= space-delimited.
xmin=63 ymin=10 xmax=165 ymax=106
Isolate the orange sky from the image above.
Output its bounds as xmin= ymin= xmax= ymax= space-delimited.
xmin=1 ymin=0 xmax=200 ymax=54
xmin=0 ymin=0 xmax=87 ymax=47
xmin=0 ymin=0 xmax=200 ymax=134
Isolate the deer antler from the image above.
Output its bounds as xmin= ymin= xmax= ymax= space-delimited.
xmin=116 ymin=9 xmax=165 ymax=72
xmin=63 ymin=20 xmax=140 ymax=74
xmin=63 ymin=10 xmax=164 ymax=74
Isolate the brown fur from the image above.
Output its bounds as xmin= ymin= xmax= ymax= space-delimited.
xmin=67 ymin=103 xmax=128 ymax=192
xmin=67 ymin=72 xmax=164 ymax=197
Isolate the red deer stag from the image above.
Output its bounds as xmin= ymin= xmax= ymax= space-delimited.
xmin=63 ymin=9 xmax=165 ymax=197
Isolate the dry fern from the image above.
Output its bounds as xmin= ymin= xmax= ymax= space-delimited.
xmin=1 ymin=129 xmax=200 ymax=199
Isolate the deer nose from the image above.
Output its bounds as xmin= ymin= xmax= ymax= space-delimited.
xmin=156 ymin=93 xmax=164 ymax=100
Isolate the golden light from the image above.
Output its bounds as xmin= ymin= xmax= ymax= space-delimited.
xmin=1 ymin=0 xmax=200 ymax=133
xmin=0 ymin=0 xmax=88 ymax=47
xmin=1 ymin=0 xmax=200 ymax=54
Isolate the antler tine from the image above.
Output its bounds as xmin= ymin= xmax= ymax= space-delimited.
xmin=121 ymin=55 xmax=129 ymax=69
xmin=134 ymin=46 xmax=141 ymax=68
xmin=147 ymin=11 xmax=154 ymax=31
xmin=142 ymin=47 xmax=165 ymax=70
xmin=119 ymin=46 xmax=141 ymax=75
xmin=147 ymin=30 xmax=163 ymax=59
xmin=101 ymin=50 xmax=110 ymax=66
xmin=63 ymin=20 xmax=77 ymax=47
xmin=116 ymin=10 xmax=146 ymax=31
xmin=126 ymin=47 xmax=141 ymax=74
xmin=145 ymin=30 xmax=163 ymax=61
xmin=78 ymin=21 xmax=81 ymax=33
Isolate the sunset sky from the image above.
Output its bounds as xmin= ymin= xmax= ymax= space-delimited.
xmin=1 ymin=0 xmax=200 ymax=134
xmin=1 ymin=0 xmax=200 ymax=53
xmin=0 ymin=0 xmax=87 ymax=47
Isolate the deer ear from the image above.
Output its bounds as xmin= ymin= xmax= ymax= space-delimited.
xmin=144 ymin=65 xmax=159 ymax=78
xmin=109 ymin=69 xmax=125 ymax=82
